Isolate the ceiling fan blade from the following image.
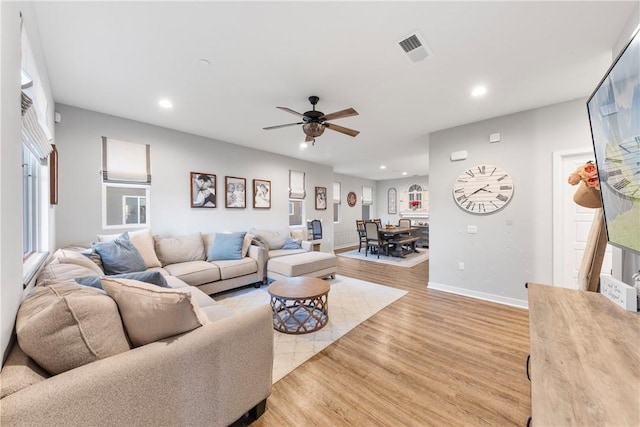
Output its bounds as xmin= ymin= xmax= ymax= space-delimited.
xmin=263 ymin=122 xmax=304 ymax=130
xmin=305 ymin=134 xmax=314 ymax=142
xmin=276 ymin=106 xmax=305 ymax=117
xmin=320 ymin=108 xmax=359 ymax=121
xmin=324 ymin=122 xmax=360 ymax=137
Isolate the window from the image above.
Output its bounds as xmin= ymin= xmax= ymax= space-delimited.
xmin=362 ymin=205 xmax=371 ymax=220
xmin=102 ymin=137 xmax=151 ymax=229
xmin=123 ymin=195 xmax=146 ymax=225
xmin=362 ymin=186 xmax=373 ymax=205
xmin=289 ymin=199 xmax=303 ymax=226
xmin=22 ymin=146 xmax=39 ymax=257
xmin=408 ymin=184 xmax=423 ymax=210
xmin=333 ymin=182 xmax=341 ymax=223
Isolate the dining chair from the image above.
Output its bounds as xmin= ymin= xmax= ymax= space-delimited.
xmin=373 ymin=218 xmax=382 ymax=228
xmin=356 ymin=220 xmax=367 ymax=252
xmin=310 ymin=219 xmax=322 ymax=240
xmin=365 ymin=221 xmax=388 ymax=258
xmin=398 ymin=219 xmax=412 ymax=229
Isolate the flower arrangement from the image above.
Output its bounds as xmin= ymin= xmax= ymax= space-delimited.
xmin=568 ymin=161 xmax=600 ymax=190
xmin=410 ymin=200 xmax=420 ymax=209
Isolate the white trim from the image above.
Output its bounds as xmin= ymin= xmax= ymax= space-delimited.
xmin=551 ymin=147 xmax=593 ymax=285
xmin=428 ymin=281 xmax=528 ymax=309
xmin=102 ymin=183 xmax=150 ymax=229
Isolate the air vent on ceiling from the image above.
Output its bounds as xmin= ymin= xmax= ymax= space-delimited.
xmin=397 ymin=31 xmax=433 ymax=63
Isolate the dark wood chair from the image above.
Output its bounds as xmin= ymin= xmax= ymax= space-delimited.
xmin=365 ymin=221 xmax=389 ymax=258
xmin=356 ymin=220 xmax=367 ymax=252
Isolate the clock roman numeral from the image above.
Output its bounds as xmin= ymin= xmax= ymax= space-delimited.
xmin=489 ymin=167 xmax=497 ymax=176
xmin=465 ymin=170 xmax=475 ymax=178
xmin=454 ymin=188 xmax=465 ymax=193
xmin=478 ymin=203 xmax=486 ymax=212
xmin=500 ymin=185 xmax=512 ymax=191
xmin=466 ymin=201 xmax=475 ymax=211
xmin=457 ymin=195 xmax=468 ymax=203
xmin=613 ymin=178 xmax=630 ymax=190
xmin=496 ymin=194 xmax=509 ymax=202
xmin=497 ymin=174 xmax=509 ymax=182
xmin=478 ymin=165 xmax=486 ymax=175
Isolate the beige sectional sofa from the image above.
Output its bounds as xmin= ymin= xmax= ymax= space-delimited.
xmin=0 ymin=230 xmax=274 ymax=427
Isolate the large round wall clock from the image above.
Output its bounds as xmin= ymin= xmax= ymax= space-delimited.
xmin=601 ymin=136 xmax=640 ymax=200
xmin=453 ymin=164 xmax=514 ymax=214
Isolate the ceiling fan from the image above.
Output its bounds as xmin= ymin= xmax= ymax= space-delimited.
xmin=263 ymin=96 xmax=359 ymax=145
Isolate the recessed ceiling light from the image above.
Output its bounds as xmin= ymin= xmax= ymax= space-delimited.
xmin=402 ymin=172 xmax=408 ymax=176
xmin=380 ymin=165 xmax=386 ymax=169
xmin=158 ymin=99 xmax=173 ymax=109
xmin=300 ymin=142 xmax=308 ymax=149
xmin=471 ymin=85 xmax=487 ymax=97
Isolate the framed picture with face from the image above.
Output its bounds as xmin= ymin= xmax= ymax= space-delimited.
xmin=253 ymin=179 xmax=271 ymax=209
xmin=190 ymin=172 xmax=216 ymax=208
xmin=225 ymin=176 xmax=246 ymax=208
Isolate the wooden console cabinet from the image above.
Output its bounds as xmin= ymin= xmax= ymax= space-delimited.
xmin=527 ymin=283 xmax=640 ymax=426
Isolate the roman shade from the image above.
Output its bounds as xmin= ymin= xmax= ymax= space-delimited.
xmin=101 ymin=137 xmax=151 ymax=184
xmin=20 ymin=21 xmax=53 ymax=162
xmin=289 ymin=170 xmax=305 ymax=199
xmin=362 ymin=186 xmax=373 ymax=205
xmin=333 ymin=182 xmax=341 ymax=204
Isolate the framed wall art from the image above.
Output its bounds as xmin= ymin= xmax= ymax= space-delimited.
xmin=347 ymin=191 xmax=357 ymax=207
xmin=190 ymin=172 xmax=216 ymax=208
xmin=50 ymin=144 xmax=58 ymax=205
xmin=225 ymin=176 xmax=246 ymax=208
xmin=253 ymin=179 xmax=271 ymax=209
xmin=315 ymin=186 xmax=327 ymax=210
xmin=387 ymin=187 xmax=397 ymax=214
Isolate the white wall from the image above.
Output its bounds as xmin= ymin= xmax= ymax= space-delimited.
xmin=429 ymin=98 xmax=593 ymax=307
xmin=1 ymin=1 xmax=55 ymax=359
xmin=332 ymin=173 xmax=376 ymax=249
xmin=376 ymin=176 xmax=429 ymax=224
xmin=53 ymin=104 xmax=335 ymax=250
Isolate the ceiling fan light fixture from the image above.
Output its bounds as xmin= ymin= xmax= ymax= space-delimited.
xmin=303 ymin=122 xmax=325 ymax=137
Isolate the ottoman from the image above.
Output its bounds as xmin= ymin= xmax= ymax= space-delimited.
xmin=267 ymin=252 xmax=337 ymax=281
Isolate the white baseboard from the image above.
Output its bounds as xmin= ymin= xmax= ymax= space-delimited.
xmin=428 ymin=281 xmax=528 ymax=309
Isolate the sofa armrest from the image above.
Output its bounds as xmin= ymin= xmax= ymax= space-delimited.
xmin=1 ymin=305 xmax=274 ymax=427
xmin=301 ymin=240 xmax=313 ymax=252
xmin=247 ymin=244 xmax=266 ymax=281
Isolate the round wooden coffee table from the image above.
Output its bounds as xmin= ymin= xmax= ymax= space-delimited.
xmin=268 ymin=277 xmax=330 ymax=334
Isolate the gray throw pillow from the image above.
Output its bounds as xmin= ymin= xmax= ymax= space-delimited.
xmin=207 ymin=232 xmax=246 ymax=261
xmin=75 ymin=271 xmax=169 ymax=290
xmin=92 ymin=232 xmax=146 ymax=275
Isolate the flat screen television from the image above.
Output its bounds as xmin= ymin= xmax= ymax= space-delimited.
xmin=587 ymin=27 xmax=640 ymax=255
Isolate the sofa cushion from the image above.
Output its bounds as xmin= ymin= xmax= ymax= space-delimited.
xmin=101 ymin=278 xmax=209 ymax=347
xmin=200 ymin=304 xmax=236 ymax=322
xmin=36 ymin=261 xmax=104 ymax=286
xmin=211 ymin=258 xmax=258 ymax=280
xmin=249 ymin=228 xmax=290 ymax=250
xmin=207 ymin=232 xmax=246 ymax=261
xmin=75 ymin=271 xmax=169 ymax=290
xmin=92 ymin=232 xmax=147 ymax=275
xmin=267 ymin=251 xmax=337 ymax=277
xmin=163 ymin=261 xmax=220 ymax=286
xmin=52 ymin=248 xmax=104 ymax=275
xmin=0 ymin=344 xmax=50 ymax=399
xmin=16 ymin=283 xmax=130 ymax=375
xmin=268 ymin=248 xmax=308 ymax=258
xmin=98 ymin=229 xmax=162 ymax=268
xmin=154 ymin=233 xmax=205 ymax=266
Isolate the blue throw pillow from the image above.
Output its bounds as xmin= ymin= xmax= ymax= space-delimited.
xmin=75 ymin=271 xmax=169 ymax=290
xmin=92 ymin=232 xmax=146 ymax=275
xmin=282 ymin=237 xmax=302 ymax=250
xmin=208 ymin=232 xmax=246 ymax=261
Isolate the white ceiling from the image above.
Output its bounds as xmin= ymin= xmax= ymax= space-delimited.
xmin=31 ymin=1 xmax=636 ymax=180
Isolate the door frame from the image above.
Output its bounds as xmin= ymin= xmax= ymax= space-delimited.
xmin=551 ymin=147 xmax=594 ymax=285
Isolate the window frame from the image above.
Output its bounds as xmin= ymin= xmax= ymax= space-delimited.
xmin=102 ymin=183 xmax=151 ymax=229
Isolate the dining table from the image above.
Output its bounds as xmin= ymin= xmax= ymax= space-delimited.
xmin=378 ymin=226 xmax=420 ymax=257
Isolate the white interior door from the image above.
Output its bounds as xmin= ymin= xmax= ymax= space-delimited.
xmin=553 ymin=149 xmax=612 ymax=288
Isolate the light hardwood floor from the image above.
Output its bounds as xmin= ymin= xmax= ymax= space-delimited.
xmin=252 ymin=248 xmax=531 ymax=426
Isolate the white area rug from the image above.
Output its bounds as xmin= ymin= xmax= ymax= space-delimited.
xmin=337 ymin=248 xmax=429 ymax=268
xmin=215 ymin=275 xmax=407 ymax=383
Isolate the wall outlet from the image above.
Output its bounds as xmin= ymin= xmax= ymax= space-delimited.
xmin=458 ymin=262 xmax=465 ymax=271
xmin=467 ymin=225 xmax=478 ymax=234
